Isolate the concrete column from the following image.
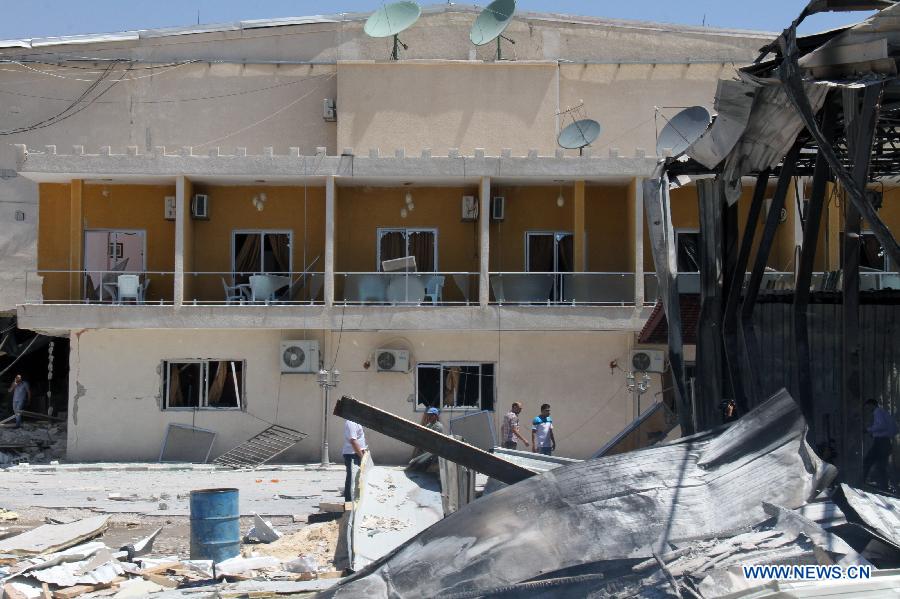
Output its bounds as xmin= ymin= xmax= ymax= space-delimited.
xmin=68 ymin=179 xmax=83 ymax=301
xmin=573 ymin=180 xmax=586 ymax=272
xmin=633 ymin=177 xmax=645 ymax=307
xmin=479 ymin=176 xmax=491 ymax=307
xmin=325 ymin=175 xmax=336 ymax=307
xmin=174 ymin=176 xmax=186 ymax=307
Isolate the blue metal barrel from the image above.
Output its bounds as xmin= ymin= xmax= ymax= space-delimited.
xmin=189 ymin=488 xmax=240 ymax=561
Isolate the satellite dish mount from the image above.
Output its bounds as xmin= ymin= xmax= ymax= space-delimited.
xmin=470 ymin=0 xmax=517 ymax=61
xmin=364 ymin=1 xmax=422 ymax=61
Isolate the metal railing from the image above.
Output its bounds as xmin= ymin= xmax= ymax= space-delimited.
xmin=24 ymin=270 xmax=174 ymax=305
xmin=183 ymin=272 xmax=325 ymax=305
xmin=488 ymin=272 xmax=636 ymax=306
xmin=336 ymin=272 xmax=477 ymax=305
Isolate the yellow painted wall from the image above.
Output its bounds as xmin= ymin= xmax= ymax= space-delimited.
xmin=37 ymin=183 xmax=176 ymax=302
xmin=585 ymin=185 xmax=631 ymax=272
xmin=335 ymin=186 xmax=479 ymax=302
xmin=189 ymin=184 xmax=326 ymax=302
xmin=490 ymin=185 xmax=574 ymax=271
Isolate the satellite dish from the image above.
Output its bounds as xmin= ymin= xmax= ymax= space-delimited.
xmin=557 ymin=119 xmax=602 ymax=154
xmin=470 ymin=0 xmax=516 ymax=60
xmin=364 ymin=1 xmax=422 ymax=60
xmin=656 ymin=106 xmax=712 ymax=157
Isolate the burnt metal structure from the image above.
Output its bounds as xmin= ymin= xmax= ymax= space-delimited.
xmin=646 ymin=1 xmax=900 ymax=486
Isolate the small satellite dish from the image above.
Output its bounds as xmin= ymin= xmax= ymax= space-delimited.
xmin=655 ymin=106 xmax=712 ymax=157
xmin=364 ymin=1 xmax=422 ymax=60
xmin=470 ymin=0 xmax=516 ymax=60
xmin=557 ymin=119 xmax=602 ymax=154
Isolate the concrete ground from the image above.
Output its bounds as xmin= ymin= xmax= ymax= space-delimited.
xmin=0 ymin=463 xmax=348 ymax=558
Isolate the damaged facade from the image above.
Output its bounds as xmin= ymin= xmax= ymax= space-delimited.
xmin=1 ymin=6 xmax=782 ymax=463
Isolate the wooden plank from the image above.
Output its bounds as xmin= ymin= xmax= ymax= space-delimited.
xmin=318 ymin=501 xmax=351 ymax=513
xmin=51 ymin=577 xmax=125 ymax=599
xmin=41 ymin=582 xmax=51 ymax=599
xmin=138 ymin=561 xmax=181 ymax=575
xmin=333 ymin=396 xmax=534 ymax=485
xmin=141 ymin=573 xmax=179 ymax=588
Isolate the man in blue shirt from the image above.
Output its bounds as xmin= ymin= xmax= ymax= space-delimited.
xmin=863 ymin=398 xmax=898 ymax=490
xmin=7 ymin=374 xmax=31 ymax=429
xmin=531 ymin=403 xmax=556 ymax=456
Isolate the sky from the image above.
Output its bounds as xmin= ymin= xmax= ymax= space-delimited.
xmin=0 ymin=1 xmax=877 ymax=40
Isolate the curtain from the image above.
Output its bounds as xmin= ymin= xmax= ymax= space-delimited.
xmin=168 ymin=364 xmax=183 ymax=407
xmin=557 ymin=234 xmax=574 ymax=272
xmin=207 ymin=361 xmax=227 ymax=406
xmin=409 ymin=231 xmax=435 ymax=272
xmin=234 ymin=234 xmax=261 ymax=284
xmin=268 ymin=234 xmax=291 ymax=274
xmin=527 ymin=234 xmax=554 ymax=272
xmin=379 ymin=231 xmax=406 ymax=270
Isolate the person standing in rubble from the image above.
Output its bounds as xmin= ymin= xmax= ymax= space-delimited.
xmin=500 ymin=402 xmax=529 ymax=450
xmin=531 ymin=403 xmax=556 ymax=456
xmin=863 ymin=398 xmax=898 ymax=490
xmin=342 ymin=420 xmax=368 ymax=502
xmin=7 ymin=374 xmax=31 ymax=429
xmin=408 ymin=407 xmax=443 ymax=471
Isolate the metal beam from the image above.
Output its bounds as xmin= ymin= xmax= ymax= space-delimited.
xmin=841 ymin=84 xmax=880 ymax=486
xmin=741 ymin=142 xmax=802 ymax=406
xmin=723 ymin=171 xmax=770 ymax=415
xmin=333 ymin=395 xmax=535 ymax=485
xmin=793 ymin=97 xmax=837 ymax=436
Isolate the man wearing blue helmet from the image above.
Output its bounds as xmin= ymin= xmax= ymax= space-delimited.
xmin=408 ymin=406 xmax=444 ymax=470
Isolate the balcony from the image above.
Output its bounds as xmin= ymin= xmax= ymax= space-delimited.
xmin=335 ymin=272 xmax=478 ymax=306
xmin=489 ymin=272 xmax=636 ymax=306
xmin=183 ymin=272 xmax=325 ymax=305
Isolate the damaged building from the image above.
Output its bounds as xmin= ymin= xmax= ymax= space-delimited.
xmin=0 ymin=5 xmax=785 ymax=463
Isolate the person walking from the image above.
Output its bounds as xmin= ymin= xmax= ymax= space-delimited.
xmin=342 ymin=420 xmax=368 ymax=502
xmin=500 ymin=402 xmax=529 ymax=450
xmin=7 ymin=374 xmax=31 ymax=429
xmin=863 ymin=398 xmax=898 ymax=490
xmin=531 ymin=403 xmax=556 ymax=456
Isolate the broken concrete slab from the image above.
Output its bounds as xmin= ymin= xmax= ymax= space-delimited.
xmin=319 ymin=389 xmax=835 ymax=598
xmin=243 ymin=513 xmax=281 ymax=544
xmin=0 ymin=517 xmax=109 ymax=556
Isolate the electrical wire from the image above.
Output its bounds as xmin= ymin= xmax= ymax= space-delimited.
xmin=190 ymin=72 xmax=335 ymax=148
xmin=0 ymin=334 xmax=42 ymax=378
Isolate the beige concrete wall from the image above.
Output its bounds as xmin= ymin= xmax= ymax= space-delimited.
xmin=337 ymin=62 xmax=559 ymax=156
xmin=67 ymin=327 xmax=659 ymax=463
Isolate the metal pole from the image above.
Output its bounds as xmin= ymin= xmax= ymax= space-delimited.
xmin=321 ymin=385 xmax=331 ymax=466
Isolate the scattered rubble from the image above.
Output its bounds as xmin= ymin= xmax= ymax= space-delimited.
xmin=0 ymin=421 xmax=66 ymax=466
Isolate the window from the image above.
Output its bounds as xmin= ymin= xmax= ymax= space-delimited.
xmin=163 ymin=360 xmax=244 ymax=410
xmin=232 ymin=231 xmax=292 ymax=284
xmin=377 ymin=228 xmax=437 ymax=271
xmin=525 ymin=231 xmax=574 ymax=301
xmin=675 ymin=229 xmax=700 ymax=272
xmin=416 ymin=362 xmax=495 ymax=411
xmin=840 ymin=231 xmax=892 ymax=271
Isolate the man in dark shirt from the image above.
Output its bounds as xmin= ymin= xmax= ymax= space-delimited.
xmin=8 ymin=374 xmax=31 ymax=429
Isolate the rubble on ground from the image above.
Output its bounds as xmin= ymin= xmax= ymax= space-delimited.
xmin=0 ymin=419 xmax=67 ymax=466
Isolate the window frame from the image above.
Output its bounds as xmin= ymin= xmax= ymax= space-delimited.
xmin=375 ymin=227 xmax=439 ymax=272
xmin=414 ymin=361 xmax=495 ymax=412
xmin=231 ymin=229 xmax=293 ymax=276
xmin=674 ymin=228 xmax=701 ymax=273
xmin=162 ymin=359 xmax=246 ymax=411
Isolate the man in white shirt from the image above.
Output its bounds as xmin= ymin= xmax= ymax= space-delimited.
xmin=531 ymin=403 xmax=556 ymax=456
xmin=342 ymin=420 xmax=368 ymax=502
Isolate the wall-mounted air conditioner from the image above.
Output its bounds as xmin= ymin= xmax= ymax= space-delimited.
xmin=492 ymin=196 xmax=505 ymax=221
xmin=376 ymin=349 xmax=410 ymax=372
xmin=280 ymin=340 xmax=319 ymax=374
xmin=461 ymin=195 xmax=478 ymax=221
xmin=191 ymin=194 xmax=209 ymax=220
xmin=630 ymin=349 xmax=666 ymax=373
xmin=164 ymin=196 xmax=176 ymax=220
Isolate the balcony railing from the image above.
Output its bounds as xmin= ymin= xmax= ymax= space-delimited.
xmin=183 ymin=272 xmax=325 ymax=305
xmin=25 ymin=270 xmax=174 ymax=305
xmin=489 ymin=272 xmax=635 ymax=306
xmin=335 ymin=272 xmax=477 ymax=305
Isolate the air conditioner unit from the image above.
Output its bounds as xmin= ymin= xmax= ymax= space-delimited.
xmin=191 ymin=194 xmax=209 ymax=220
xmin=280 ymin=340 xmax=319 ymax=374
xmin=376 ymin=349 xmax=409 ymax=372
xmin=492 ymin=196 xmax=505 ymax=221
xmin=630 ymin=349 xmax=666 ymax=373
xmin=164 ymin=196 xmax=176 ymax=220
xmin=461 ymin=195 xmax=478 ymax=221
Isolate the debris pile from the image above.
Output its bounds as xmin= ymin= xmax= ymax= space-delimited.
xmin=0 ymin=420 xmax=66 ymax=466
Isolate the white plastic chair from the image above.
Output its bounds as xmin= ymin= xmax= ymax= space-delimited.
xmin=423 ymin=275 xmax=445 ymax=305
xmin=222 ymin=278 xmax=248 ymax=304
xmin=117 ymin=274 xmax=140 ymax=304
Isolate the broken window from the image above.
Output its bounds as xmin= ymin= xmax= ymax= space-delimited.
xmin=163 ymin=360 xmax=244 ymax=410
xmin=840 ymin=231 xmax=892 ymax=271
xmin=232 ymin=230 xmax=292 ymax=285
xmin=416 ymin=362 xmax=495 ymax=412
xmin=377 ymin=228 xmax=437 ymax=271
